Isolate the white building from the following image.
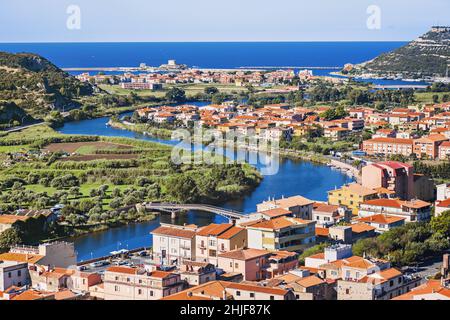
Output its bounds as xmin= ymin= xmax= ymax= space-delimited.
xmin=150 ymin=224 xmax=198 ymax=266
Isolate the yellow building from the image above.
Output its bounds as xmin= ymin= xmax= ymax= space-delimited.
xmin=328 ymin=183 xmax=378 ymax=215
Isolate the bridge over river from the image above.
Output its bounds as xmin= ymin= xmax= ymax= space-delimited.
xmin=142 ymin=202 xmax=246 ymax=221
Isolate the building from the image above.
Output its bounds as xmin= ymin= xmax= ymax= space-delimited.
xmin=362 ymin=137 xmax=413 ymax=157
xmin=438 ymin=141 xmax=450 ymax=160
xmin=436 ymin=183 xmax=450 ymax=201
xmin=324 ymin=127 xmax=350 ymax=141
xmin=217 ymin=249 xmax=272 ymax=281
xmin=358 ymin=198 xmax=432 ymax=222
xmin=244 ymin=217 xmax=316 ymax=252
xmin=413 ymin=134 xmax=448 ymax=159
xmin=312 ymin=203 xmax=351 ymax=226
xmin=304 ymin=244 xmax=353 ymax=269
xmin=150 ymin=224 xmax=198 ymax=266
xmin=195 ymin=224 xmax=247 ymax=266
xmin=435 ymin=198 xmax=450 ymax=216
xmin=361 ymin=161 xmax=415 ymax=200
xmin=413 ymin=174 xmax=435 ymax=202
xmin=161 ymin=280 xmax=296 ymax=300
xmin=0 ymin=261 xmax=29 ymax=291
xmin=0 ymin=242 xmax=77 ymax=268
xmin=394 ymin=279 xmax=450 ymax=300
xmin=178 ymin=261 xmax=216 ymax=287
xmin=0 ymin=215 xmax=30 ymax=233
xmin=328 ymin=183 xmax=379 ymax=215
xmin=355 ymin=214 xmax=406 ymax=233
xmin=257 ymin=195 xmax=315 ymax=220
xmin=337 ymin=268 xmax=422 ymax=300
xmin=217 ymin=249 xmax=298 ymax=281
xmin=103 ymin=266 xmax=185 ymax=300
xmin=28 ymin=265 xmax=102 ymax=294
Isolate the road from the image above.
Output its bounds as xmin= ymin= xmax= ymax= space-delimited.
xmin=3 ymin=121 xmax=44 ymax=133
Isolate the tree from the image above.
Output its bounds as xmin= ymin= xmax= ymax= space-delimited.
xmin=0 ymin=228 xmax=22 ymax=252
xmin=165 ymin=87 xmax=186 ymax=103
xmin=430 ymin=210 xmax=450 ymax=237
xmin=204 ymin=86 xmax=219 ymax=95
xmin=166 ymin=175 xmax=198 ymax=203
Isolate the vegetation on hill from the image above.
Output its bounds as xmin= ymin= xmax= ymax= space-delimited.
xmin=352 ymin=211 xmax=450 ymax=267
xmin=351 ymin=27 xmax=450 ymax=77
xmin=0 ymin=52 xmax=94 ymax=120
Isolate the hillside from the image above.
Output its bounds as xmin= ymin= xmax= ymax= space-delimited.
xmin=350 ymin=26 xmax=450 ymax=78
xmin=0 ymin=52 xmax=94 ymax=121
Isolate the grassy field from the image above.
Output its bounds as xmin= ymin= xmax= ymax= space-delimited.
xmin=415 ymin=91 xmax=450 ymax=104
xmin=0 ymin=125 xmax=261 ymax=226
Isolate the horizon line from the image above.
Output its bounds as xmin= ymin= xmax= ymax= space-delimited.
xmin=0 ymin=40 xmax=411 ymax=44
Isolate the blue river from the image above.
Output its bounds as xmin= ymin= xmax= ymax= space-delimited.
xmin=57 ymin=113 xmax=353 ymax=261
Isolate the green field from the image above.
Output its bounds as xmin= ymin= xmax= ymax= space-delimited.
xmin=415 ymin=91 xmax=450 ymax=104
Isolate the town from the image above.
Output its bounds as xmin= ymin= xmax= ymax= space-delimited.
xmin=0 ymin=153 xmax=449 ymax=300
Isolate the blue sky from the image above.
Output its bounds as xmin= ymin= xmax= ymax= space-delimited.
xmin=0 ymin=0 xmax=449 ymax=42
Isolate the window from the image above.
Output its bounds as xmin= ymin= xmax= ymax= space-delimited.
xmin=346 ymin=289 xmax=350 ymax=294
xmin=17 ymin=270 xmax=21 ymax=277
xmin=8 ymin=272 xmax=11 ymax=278
xmin=236 ymin=291 xmax=241 ymax=296
xmin=390 ymin=280 xmax=394 ymax=287
xmin=270 ymin=296 xmax=274 ymax=300
xmin=150 ymin=291 xmax=154 ymax=296
xmin=250 ymin=293 xmax=255 ymax=298
xmin=115 ymin=285 xmax=119 ymax=292
xmin=235 ymin=263 xmax=239 ymax=268
xmin=138 ymin=289 xmax=142 ymax=295
xmin=230 ymin=262 xmax=233 ymax=267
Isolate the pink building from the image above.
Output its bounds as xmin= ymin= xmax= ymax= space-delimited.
xmin=361 ymin=161 xmax=415 ymax=200
xmin=217 ymin=248 xmax=298 ymax=281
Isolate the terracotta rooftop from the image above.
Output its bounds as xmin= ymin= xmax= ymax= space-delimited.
xmin=357 ymin=214 xmax=406 ymax=225
xmin=197 ymin=223 xmax=233 ymax=237
xmin=217 ymin=226 xmax=245 ymax=240
xmin=351 ymin=223 xmax=376 ymax=234
xmin=151 ymin=225 xmax=197 ymax=239
xmin=0 ymin=214 xmax=31 ymax=224
xmin=218 ymin=248 xmax=270 ymax=261
xmin=0 ymin=252 xmax=44 ymax=264
xmin=259 ymin=208 xmax=292 ymax=218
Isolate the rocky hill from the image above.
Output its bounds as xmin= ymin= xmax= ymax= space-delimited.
xmin=350 ymin=26 xmax=450 ymax=78
xmin=0 ymin=52 xmax=94 ymax=121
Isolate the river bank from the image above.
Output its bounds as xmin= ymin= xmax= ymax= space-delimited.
xmin=108 ymin=118 xmax=330 ymax=165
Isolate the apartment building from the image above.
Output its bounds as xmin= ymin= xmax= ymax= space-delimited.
xmin=328 ymin=183 xmax=379 ymax=215
xmin=394 ymin=279 xmax=450 ymax=300
xmin=28 ymin=265 xmax=102 ymax=294
xmin=413 ymin=134 xmax=449 ymax=159
xmin=438 ymin=141 xmax=450 ymax=159
xmin=0 ymin=261 xmax=29 ymax=291
xmin=195 ymin=224 xmax=247 ymax=266
xmin=312 ymin=203 xmax=351 ymax=226
xmin=358 ymin=198 xmax=432 ymax=222
xmin=355 ymin=214 xmax=406 ymax=233
xmin=245 ymin=216 xmax=316 ymax=252
xmin=362 ymin=137 xmax=413 ymax=157
xmin=0 ymin=242 xmax=77 ymax=268
xmin=361 ymin=161 xmax=415 ymax=200
xmin=337 ymin=268 xmax=422 ymax=300
xmin=103 ymin=266 xmax=185 ymax=300
xmin=150 ymin=223 xmax=198 ymax=266
xmin=257 ymin=195 xmax=314 ymax=220
xmin=324 ymin=127 xmax=350 ymax=141
xmin=217 ymin=248 xmax=298 ymax=281
xmin=162 ymin=280 xmax=296 ymax=300
xmin=178 ymin=261 xmax=216 ymax=287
